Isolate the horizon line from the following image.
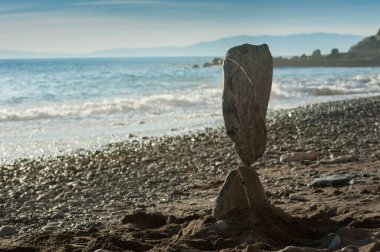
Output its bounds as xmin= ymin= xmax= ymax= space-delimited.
xmin=0 ymin=31 xmax=367 ymax=56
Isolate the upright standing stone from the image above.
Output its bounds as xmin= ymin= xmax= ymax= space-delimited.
xmin=213 ymin=44 xmax=273 ymax=219
xmin=223 ymin=44 xmax=273 ymax=166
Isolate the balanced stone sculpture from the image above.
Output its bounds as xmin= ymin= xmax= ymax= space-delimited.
xmin=213 ymin=44 xmax=273 ymax=219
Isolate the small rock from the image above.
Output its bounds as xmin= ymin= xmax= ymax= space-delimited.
xmin=147 ymin=163 xmax=159 ymax=170
xmin=86 ymin=171 xmax=96 ymax=180
xmin=36 ymin=193 xmax=49 ymax=201
xmin=0 ymin=207 xmax=4 ymax=218
xmin=320 ymin=155 xmax=358 ymax=164
xmin=280 ymin=151 xmax=318 ymax=163
xmin=159 ymin=232 xmax=170 ymax=238
xmin=20 ymin=227 xmax=29 ymax=232
xmin=64 ymin=191 xmax=74 ymax=199
xmin=333 ymin=189 xmax=343 ymax=195
xmin=211 ymin=220 xmax=227 ymax=232
xmin=372 ymin=231 xmax=380 ymax=239
xmin=52 ymin=212 xmax=65 ymax=219
xmin=171 ymin=189 xmax=183 ymax=196
xmin=309 ymin=163 xmax=319 ymax=169
xmin=141 ymin=156 xmax=155 ymax=162
xmin=310 ymin=174 xmax=351 ymax=188
xmin=370 ymin=150 xmax=380 ymax=159
xmin=278 ymin=246 xmax=315 ymax=252
xmin=75 ymin=223 xmax=87 ymax=229
xmin=341 ymin=246 xmax=358 ymax=252
xmin=307 ymin=204 xmax=318 ymax=211
xmin=289 ymin=194 xmax=308 ymax=202
xmin=360 ymin=189 xmax=370 ymax=194
xmin=0 ymin=225 xmax=18 ymax=236
xmin=328 ymin=234 xmax=341 ymax=250
xmin=42 ymin=222 xmax=60 ymax=231
xmin=159 ymin=198 xmax=169 ymax=203
xmin=280 ymin=145 xmax=290 ymax=151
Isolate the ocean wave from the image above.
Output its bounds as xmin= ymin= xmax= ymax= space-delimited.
xmin=305 ymin=87 xmax=365 ymax=96
xmin=353 ymin=75 xmax=372 ymax=83
xmin=271 ymin=73 xmax=380 ymax=98
xmin=303 ymin=78 xmax=380 ymax=96
xmin=270 ymin=85 xmax=294 ymax=99
xmin=2 ymin=70 xmax=380 ymax=123
xmin=0 ymin=89 xmax=222 ymax=123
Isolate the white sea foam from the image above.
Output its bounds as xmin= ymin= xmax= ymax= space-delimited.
xmin=1 ymin=57 xmax=380 ymax=162
xmin=2 ymin=72 xmax=380 ymax=123
xmin=270 ymin=73 xmax=380 ymax=99
xmin=0 ymin=88 xmax=222 ymax=123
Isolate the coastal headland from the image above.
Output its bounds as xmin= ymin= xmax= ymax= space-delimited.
xmin=273 ymin=57 xmax=380 ymax=67
xmin=201 ymin=55 xmax=380 ymax=68
xmin=1 ymin=96 xmax=379 ymax=251
xmin=200 ymin=28 xmax=380 ymax=68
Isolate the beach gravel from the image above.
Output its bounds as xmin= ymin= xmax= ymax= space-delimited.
xmin=0 ymin=96 xmax=379 ymax=251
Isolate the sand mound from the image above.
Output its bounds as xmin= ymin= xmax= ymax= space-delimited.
xmin=2 ymin=206 xmax=380 ymax=251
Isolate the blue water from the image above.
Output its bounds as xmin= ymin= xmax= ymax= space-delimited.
xmin=0 ymin=57 xmax=219 ymax=121
xmin=1 ymin=57 xmax=380 ymax=161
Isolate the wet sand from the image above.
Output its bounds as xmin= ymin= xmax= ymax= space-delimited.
xmin=0 ymin=96 xmax=379 ymax=251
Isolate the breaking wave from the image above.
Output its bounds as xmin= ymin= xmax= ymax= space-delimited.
xmin=0 ymin=89 xmax=222 ymax=123
xmin=271 ymin=72 xmax=380 ymax=99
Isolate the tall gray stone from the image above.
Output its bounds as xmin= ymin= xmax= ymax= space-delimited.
xmin=222 ymin=44 xmax=273 ymax=166
xmin=213 ymin=44 xmax=273 ymax=219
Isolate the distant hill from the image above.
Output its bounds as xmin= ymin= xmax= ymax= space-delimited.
xmin=0 ymin=50 xmax=77 ymax=59
xmin=92 ymin=33 xmax=364 ymax=57
xmin=183 ymin=33 xmax=363 ymax=57
xmin=0 ymin=33 xmax=364 ymax=59
xmin=349 ymin=29 xmax=380 ymax=58
xmin=0 ymin=50 xmax=40 ymax=59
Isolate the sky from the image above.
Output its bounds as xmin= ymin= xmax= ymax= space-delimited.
xmin=0 ymin=0 xmax=379 ymax=53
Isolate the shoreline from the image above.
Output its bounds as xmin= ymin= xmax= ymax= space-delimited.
xmin=274 ymin=58 xmax=380 ymax=67
xmin=2 ymin=94 xmax=379 ymax=166
xmin=1 ymin=95 xmax=379 ymax=251
xmin=202 ymin=57 xmax=380 ymax=68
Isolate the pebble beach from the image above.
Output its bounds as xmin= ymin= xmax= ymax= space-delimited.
xmin=1 ymin=95 xmax=380 ymax=251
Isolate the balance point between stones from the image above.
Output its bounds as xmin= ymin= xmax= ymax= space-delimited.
xmin=213 ymin=44 xmax=273 ymax=219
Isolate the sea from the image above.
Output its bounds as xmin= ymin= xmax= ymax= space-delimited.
xmin=1 ymin=57 xmax=380 ymax=162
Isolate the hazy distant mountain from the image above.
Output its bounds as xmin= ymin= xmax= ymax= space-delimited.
xmin=0 ymin=50 xmax=78 ymax=59
xmin=0 ymin=50 xmax=40 ymax=59
xmin=0 ymin=33 xmax=364 ymax=59
xmin=93 ymin=33 xmax=364 ymax=57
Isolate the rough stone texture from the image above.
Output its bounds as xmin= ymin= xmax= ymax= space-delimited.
xmin=212 ymin=166 xmax=268 ymax=218
xmin=222 ymin=43 xmax=273 ymax=166
xmin=213 ymin=44 xmax=273 ymax=219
